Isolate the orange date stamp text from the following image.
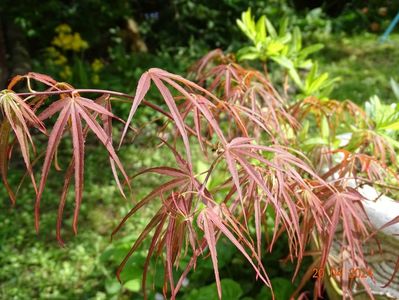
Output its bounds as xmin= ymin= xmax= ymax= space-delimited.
xmin=312 ymin=267 xmax=373 ymax=279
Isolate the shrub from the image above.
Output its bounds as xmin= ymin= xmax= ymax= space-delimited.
xmin=2 ymin=11 xmax=399 ymax=300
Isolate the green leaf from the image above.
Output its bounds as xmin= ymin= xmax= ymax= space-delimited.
xmin=244 ymin=9 xmax=255 ymax=37
xmin=278 ymin=33 xmax=292 ymax=45
xmin=270 ymin=56 xmax=293 ymax=69
xmin=243 ymin=9 xmax=253 ymax=28
xmin=298 ymin=120 xmax=310 ymax=141
xmin=202 ymin=238 xmax=236 ymax=269
xmin=279 ymin=17 xmax=289 ymax=36
xmin=288 ymin=67 xmax=304 ymax=90
xmin=237 ymin=9 xmax=257 ymax=42
xmin=105 ymin=279 xmax=121 ymax=295
xmin=124 ymin=279 xmax=141 ymax=292
xmin=255 ymin=278 xmax=294 ymax=300
xmin=266 ymin=41 xmax=285 ymax=56
xmin=74 ymin=58 xmax=89 ymax=87
xmin=380 ymin=121 xmax=399 ymax=131
xmin=307 ymin=72 xmax=329 ymax=95
xmin=119 ymin=261 xmax=143 ymax=283
xmin=236 ymin=19 xmax=247 ymax=35
xmin=265 ymin=17 xmax=277 ymax=38
xmin=237 ymin=47 xmax=260 ymax=61
xmin=256 ymin=16 xmax=266 ymax=42
xmin=320 ymin=115 xmax=330 ymax=139
xmin=292 ymin=27 xmax=302 ymax=52
xmin=196 ymin=159 xmax=209 ymax=183
xmin=305 ymin=62 xmax=317 ymax=90
xmin=301 ymin=137 xmax=330 ymax=151
xmin=299 ymin=44 xmax=324 ymax=60
xmin=365 ymin=95 xmax=383 ymax=125
xmin=185 ymin=279 xmax=243 ymax=300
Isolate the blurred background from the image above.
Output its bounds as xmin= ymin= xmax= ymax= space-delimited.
xmin=1 ymin=0 xmax=399 ymax=299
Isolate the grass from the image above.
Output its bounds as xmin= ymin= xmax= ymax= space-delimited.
xmin=318 ymin=33 xmax=399 ymax=104
xmin=0 ymin=144 xmax=165 ymax=300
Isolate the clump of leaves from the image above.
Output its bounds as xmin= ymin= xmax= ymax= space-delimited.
xmin=236 ymin=8 xmax=340 ymax=99
xmin=0 ymin=89 xmax=45 ymax=204
xmin=2 ymin=45 xmax=399 ymax=300
xmin=1 ymin=73 xmax=130 ymax=245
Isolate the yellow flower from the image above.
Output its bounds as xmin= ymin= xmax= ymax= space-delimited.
xmin=91 ymin=59 xmax=104 ymax=72
xmin=52 ymin=26 xmax=89 ymax=52
xmin=92 ymin=74 xmax=100 ymax=84
xmin=54 ymin=54 xmax=67 ymax=66
xmin=52 ymin=33 xmax=73 ymax=50
xmin=46 ymin=46 xmax=59 ymax=56
xmin=70 ymin=33 xmax=82 ymax=51
xmin=45 ymin=47 xmax=67 ymax=65
xmin=55 ymin=24 xmax=72 ymax=34
xmin=60 ymin=66 xmax=72 ymax=80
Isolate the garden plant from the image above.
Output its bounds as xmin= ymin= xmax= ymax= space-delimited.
xmin=1 ymin=6 xmax=399 ymax=300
